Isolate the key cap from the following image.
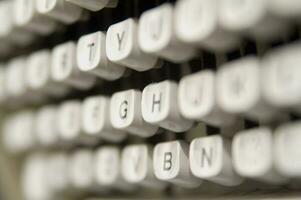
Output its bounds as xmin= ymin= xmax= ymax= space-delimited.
xmin=3 ymin=111 xmax=35 ymax=153
xmin=219 ymin=0 xmax=289 ymax=40
xmin=82 ymin=95 xmax=126 ymax=142
xmin=26 ymin=50 xmax=69 ymax=97
xmin=154 ymin=140 xmax=200 ymax=188
xmin=52 ymin=41 xmax=96 ymax=90
xmin=142 ymin=80 xmax=193 ymax=132
xmin=22 ymin=154 xmax=53 ymax=200
xmin=138 ymin=3 xmax=196 ymax=63
xmin=217 ymin=56 xmax=281 ymax=121
xmin=13 ymin=0 xmax=57 ymax=35
xmin=57 ymin=100 xmax=82 ymax=143
xmin=77 ymin=31 xmax=125 ymax=81
xmin=37 ymin=0 xmax=83 ymax=24
xmin=66 ymin=0 xmax=118 ymax=11
xmin=107 ymin=18 xmax=158 ymax=71
xmin=262 ymin=44 xmax=301 ymax=113
xmin=47 ymin=153 xmax=69 ymax=193
xmin=175 ymin=0 xmax=239 ymax=51
xmin=35 ymin=106 xmax=59 ymax=147
xmin=121 ymin=144 xmax=166 ymax=189
xmin=69 ymin=149 xmax=95 ymax=190
xmin=110 ymin=89 xmax=158 ymax=137
xmin=190 ymin=135 xmax=243 ymax=186
xmin=274 ymin=121 xmax=301 ymax=178
xmin=269 ymin=0 xmax=301 ymax=19
xmin=232 ymin=127 xmax=288 ymax=184
xmin=179 ymin=70 xmax=236 ymax=127
xmin=94 ymin=146 xmax=134 ymax=191
xmin=5 ymin=57 xmax=28 ymax=100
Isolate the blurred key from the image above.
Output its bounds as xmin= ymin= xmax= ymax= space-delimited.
xmin=37 ymin=0 xmax=83 ymax=24
xmin=66 ymin=0 xmax=118 ymax=12
xmin=107 ymin=18 xmax=158 ymax=71
xmin=13 ymin=0 xmax=57 ymax=35
xmin=142 ymin=80 xmax=193 ymax=132
xmin=82 ymin=95 xmax=126 ymax=142
xmin=179 ymin=70 xmax=236 ymax=127
xmin=122 ymin=144 xmax=166 ymax=189
xmin=175 ymin=0 xmax=239 ymax=51
xmin=232 ymin=127 xmax=288 ymax=184
xmin=52 ymin=41 xmax=96 ymax=90
xmin=139 ymin=3 xmax=196 ymax=62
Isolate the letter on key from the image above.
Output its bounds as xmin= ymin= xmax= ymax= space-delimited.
xmin=154 ymin=140 xmax=201 ymax=188
xmin=77 ymin=31 xmax=125 ymax=81
xmin=107 ymin=18 xmax=158 ymax=71
xmin=66 ymin=0 xmax=118 ymax=11
xmin=190 ymin=135 xmax=243 ymax=186
xmin=82 ymin=95 xmax=126 ymax=142
xmin=52 ymin=41 xmax=96 ymax=90
xmin=122 ymin=144 xmax=166 ymax=189
xmin=142 ymin=80 xmax=193 ymax=132
xmin=110 ymin=89 xmax=158 ymax=137
xmin=138 ymin=3 xmax=196 ymax=63
xmin=179 ymin=70 xmax=236 ymax=127
xmin=232 ymin=127 xmax=288 ymax=184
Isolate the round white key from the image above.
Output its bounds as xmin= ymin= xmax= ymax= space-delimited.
xmin=66 ymin=0 xmax=118 ymax=11
xmin=107 ymin=18 xmax=158 ymax=71
xmin=13 ymin=0 xmax=57 ymax=35
xmin=57 ymin=100 xmax=82 ymax=143
xmin=35 ymin=106 xmax=59 ymax=147
xmin=68 ymin=149 xmax=95 ymax=190
xmin=142 ymin=80 xmax=193 ymax=132
xmin=138 ymin=3 xmax=196 ymax=62
xmin=94 ymin=146 xmax=134 ymax=191
xmin=37 ymin=0 xmax=83 ymax=24
xmin=179 ymin=70 xmax=236 ymax=127
xmin=77 ymin=31 xmax=125 ymax=81
xmin=5 ymin=58 xmax=28 ymax=99
xmin=52 ymin=41 xmax=96 ymax=90
xmin=46 ymin=153 xmax=70 ymax=193
xmin=175 ymin=0 xmax=239 ymax=51
xmin=110 ymin=89 xmax=158 ymax=137
xmin=217 ymin=56 xmax=280 ymax=121
xmin=274 ymin=121 xmax=301 ymax=178
xmin=268 ymin=0 xmax=301 ymax=19
xmin=82 ymin=95 xmax=126 ymax=142
xmin=3 ymin=111 xmax=35 ymax=153
xmin=26 ymin=50 xmax=69 ymax=97
xmin=190 ymin=135 xmax=243 ymax=186
xmin=22 ymin=154 xmax=53 ymax=200
xmin=262 ymin=44 xmax=301 ymax=112
xmin=121 ymin=144 xmax=166 ymax=189
xmin=154 ymin=140 xmax=201 ymax=188
xmin=232 ymin=127 xmax=288 ymax=184
xmin=219 ymin=0 xmax=288 ymax=40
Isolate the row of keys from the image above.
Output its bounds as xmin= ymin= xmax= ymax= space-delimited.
xmin=0 ymin=0 xmax=117 ymax=48
xmin=4 ymin=43 xmax=301 ymax=152
xmin=2 ymin=0 xmax=301 ymax=55
xmin=22 ymin=123 xmax=301 ymax=200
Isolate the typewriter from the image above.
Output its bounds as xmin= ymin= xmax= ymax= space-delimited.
xmin=0 ymin=0 xmax=301 ymax=200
